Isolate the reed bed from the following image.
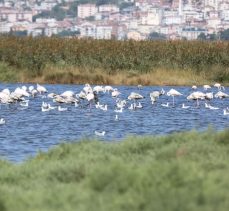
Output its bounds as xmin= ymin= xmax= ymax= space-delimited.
xmin=0 ymin=36 xmax=229 ymax=85
xmin=0 ymin=129 xmax=229 ymax=211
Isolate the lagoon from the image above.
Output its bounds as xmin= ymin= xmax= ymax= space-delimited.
xmin=0 ymin=83 xmax=228 ymax=162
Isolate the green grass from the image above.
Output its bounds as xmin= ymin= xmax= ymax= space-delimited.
xmin=1 ymin=129 xmax=229 ymax=211
xmin=0 ymin=62 xmax=18 ymax=82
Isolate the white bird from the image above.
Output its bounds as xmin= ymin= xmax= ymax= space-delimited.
xmin=137 ymin=84 xmax=143 ymax=89
xmin=205 ymin=92 xmax=214 ymax=100
xmin=104 ymin=86 xmax=114 ymax=93
xmin=187 ymin=91 xmax=205 ymax=107
xmin=161 ymin=102 xmax=169 ymax=107
xmin=203 ymin=85 xmax=211 ymax=90
xmin=58 ymin=106 xmax=68 ymax=112
xmin=115 ymin=115 xmax=119 ymax=121
xmin=208 ymin=104 xmax=219 ymax=110
xmin=37 ymin=84 xmax=47 ymax=94
xmin=41 ymin=106 xmax=50 ymax=112
xmin=95 ymin=131 xmax=106 ymax=136
xmin=192 ymin=85 xmax=197 ymax=89
xmin=223 ymin=109 xmax=229 ymax=115
xmin=61 ymin=91 xmax=74 ymax=98
xmin=48 ymin=104 xmax=56 ymax=110
xmin=215 ymin=91 xmax=229 ymax=99
xmin=20 ymin=100 xmax=29 ymax=107
xmin=100 ymin=104 xmax=108 ymax=111
xmin=83 ymin=84 xmax=92 ymax=94
xmin=0 ymin=118 xmax=5 ymax=125
xmin=111 ymin=89 xmax=121 ymax=97
xmin=136 ymin=102 xmax=143 ymax=109
xmin=128 ymin=92 xmax=144 ymax=100
xmin=93 ymin=86 xmax=104 ymax=93
xmin=214 ymin=83 xmax=225 ymax=91
xmin=28 ymin=86 xmax=34 ymax=92
xmin=128 ymin=103 xmax=136 ymax=110
xmin=182 ymin=103 xmax=190 ymax=109
xmin=205 ymin=103 xmax=209 ymax=108
xmin=167 ymin=89 xmax=182 ymax=106
xmin=209 ymin=105 xmax=219 ymax=110
xmin=114 ymin=107 xmax=123 ymax=113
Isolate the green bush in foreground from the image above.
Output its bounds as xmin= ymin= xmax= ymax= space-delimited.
xmin=1 ymin=129 xmax=229 ymax=211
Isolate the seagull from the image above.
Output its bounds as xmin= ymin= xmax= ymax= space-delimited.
xmin=114 ymin=107 xmax=123 ymax=113
xmin=115 ymin=115 xmax=119 ymax=121
xmin=58 ymin=106 xmax=68 ymax=112
xmin=0 ymin=118 xmax=5 ymax=125
xmin=20 ymin=100 xmax=29 ymax=107
xmin=161 ymin=102 xmax=169 ymax=107
xmin=95 ymin=131 xmax=106 ymax=136
xmin=223 ymin=109 xmax=229 ymax=115
xmin=182 ymin=103 xmax=190 ymax=109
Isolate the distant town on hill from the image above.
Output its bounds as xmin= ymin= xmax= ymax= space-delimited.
xmin=0 ymin=0 xmax=229 ymax=40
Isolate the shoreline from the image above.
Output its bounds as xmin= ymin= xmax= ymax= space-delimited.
xmin=1 ymin=64 xmax=226 ymax=87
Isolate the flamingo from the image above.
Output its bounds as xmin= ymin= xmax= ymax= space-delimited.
xmin=187 ymin=91 xmax=205 ymax=107
xmin=37 ymin=84 xmax=47 ymax=94
xmin=214 ymin=83 xmax=225 ymax=91
xmin=215 ymin=91 xmax=229 ymax=99
xmin=111 ymin=89 xmax=121 ymax=97
xmin=203 ymin=85 xmax=211 ymax=90
xmin=167 ymin=89 xmax=183 ymax=107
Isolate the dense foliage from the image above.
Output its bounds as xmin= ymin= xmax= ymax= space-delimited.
xmin=0 ymin=37 xmax=229 ymax=81
xmin=0 ymin=129 xmax=229 ymax=211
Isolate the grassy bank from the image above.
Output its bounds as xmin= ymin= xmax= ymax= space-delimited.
xmin=0 ymin=62 xmax=222 ymax=86
xmin=1 ymin=129 xmax=229 ymax=211
xmin=0 ymin=36 xmax=229 ymax=85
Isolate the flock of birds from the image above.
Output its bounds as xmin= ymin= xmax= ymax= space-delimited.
xmin=0 ymin=83 xmax=228 ymax=136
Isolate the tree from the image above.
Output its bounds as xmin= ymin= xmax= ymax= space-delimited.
xmin=208 ymin=33 xmax=217 ymax=41
xmin=220 ymin=29 xmax=229 ymax=40
xmin=148 ymin=32 xmax=166 ymax=40
xmin=197 ymin=32 xmax=207 ymax=40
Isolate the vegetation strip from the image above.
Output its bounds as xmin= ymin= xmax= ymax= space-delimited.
xmin=0 ymin=129 xmax=229 ymax=211
xmin=0 ymin=37 xmax=228 ymax=85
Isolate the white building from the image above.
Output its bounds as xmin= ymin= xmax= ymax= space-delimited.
xmin=96 ymin=25 xmax=112 ymax=39
xmin=0 ymin=21 xmax=13 ymax=33
xmin=180 ymin=27 xmax=208 ymax=40
xmin=77 ymin=4 xmax=98 ymax=19
xmin=98 ymin=4 xmax=119 ymax=13
xmin=0 ymin=8 xmax=33 ymax=22
xmin=204 ymin=0 xmax=219 ymax=10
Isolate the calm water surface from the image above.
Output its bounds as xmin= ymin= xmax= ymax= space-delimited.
xmin=0 ymin=83 xmax=228 ymax=162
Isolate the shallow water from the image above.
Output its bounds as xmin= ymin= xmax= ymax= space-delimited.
xmin=0 ymin=83 xmax=228 ymax=162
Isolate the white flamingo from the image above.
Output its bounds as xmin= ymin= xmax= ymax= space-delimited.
xmin=37 ymin=84 xmax=47 ymax=94
xmin=203 ymin=85 xmax=211 ymax=90
xmin=214 ymin=83 xmax=225 ymax=91
xmin=187 ymin=91 xmax=205 ymax=107
xmin=167 ymin=89 xmax=183 ymax=107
